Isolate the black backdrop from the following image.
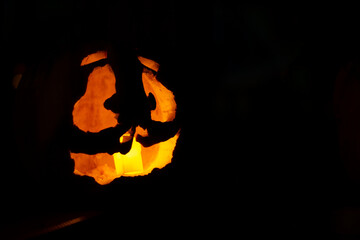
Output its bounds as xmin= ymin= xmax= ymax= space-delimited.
xmin=3 ymin=1 xmax=360 ymax=239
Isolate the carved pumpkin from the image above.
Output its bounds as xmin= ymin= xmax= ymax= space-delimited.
xmin=70 ymin=51 xmax=180 ymax=185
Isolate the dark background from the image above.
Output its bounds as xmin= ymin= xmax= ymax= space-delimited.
xmin=2 ymin=1 xmax=360 ymax=239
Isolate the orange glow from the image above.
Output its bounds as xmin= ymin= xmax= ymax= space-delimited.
xmin=138 ymin=56 xmax=160 ymax=72
xmin=80 ymin=51 xmax=107 ymax=66
xmin=139 ymin=57 xmax=177 ymax=122
xmin=72 ymin=64 xmax=118 ymax=133
xmin=70 ymin=52 xmax=180 ymax=185
xmin=114 ymin=127 xmax=180 ymax=177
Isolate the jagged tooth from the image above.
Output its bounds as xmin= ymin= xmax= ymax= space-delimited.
xmin=119 ymin=127 xmax=134 ymax=143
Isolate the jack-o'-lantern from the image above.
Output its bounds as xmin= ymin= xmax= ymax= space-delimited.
xmin=69 ymin=51 xmax=180 ymax=185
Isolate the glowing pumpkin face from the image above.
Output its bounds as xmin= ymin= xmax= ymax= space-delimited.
xmin=70 ymin=51 xmax=180 ymax=185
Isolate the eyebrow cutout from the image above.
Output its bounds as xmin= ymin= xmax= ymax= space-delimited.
xmin=137 ymin=56 xmax=160 ymax=72
xmin=81 ymin=51 xmax=108 ymax=66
